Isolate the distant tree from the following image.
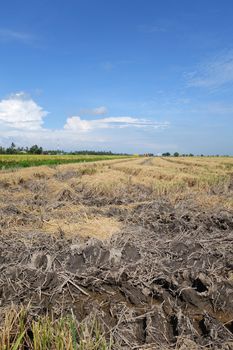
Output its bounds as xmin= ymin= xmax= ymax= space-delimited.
xmin=0 ymin=142 xmax=132 ymax=156
xmin=0 ymin=146 xmax=6 ymax=154
xmin=189 ymin=153 xmax=194 ymax=157
xmin=173 ymin=152 xmax=179 ymax=157
xmin=29 ymin=145 xmax=43 ymax=154
xmin=162 ymin=152 xmax=171 ymax=157
xmin=6 ymin=142 xmax=17 ymax=154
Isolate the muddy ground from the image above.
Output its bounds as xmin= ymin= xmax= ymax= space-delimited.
xmin=0 ymin=199 xmax=233 ymax=349
xmin=0 ymin=159 xmax=233 ymax=349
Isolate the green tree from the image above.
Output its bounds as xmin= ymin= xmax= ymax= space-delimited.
xmin=29 ymin=145 xmax=43 ymax=154
xmin=6 ymin=142 xmax=17 ymax=154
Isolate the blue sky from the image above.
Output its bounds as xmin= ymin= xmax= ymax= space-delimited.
xmin=0 ymin=0 xmax=233 ymax=154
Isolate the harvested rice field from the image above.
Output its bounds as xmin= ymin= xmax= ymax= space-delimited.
xmin=0 ymin=156 xmax=233 ymax=349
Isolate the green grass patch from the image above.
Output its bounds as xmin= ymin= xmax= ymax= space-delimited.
xmin=0 ymin=307 xmax=112 ymax=350
xmin=0 ymin=154 xmax=131 ymax=170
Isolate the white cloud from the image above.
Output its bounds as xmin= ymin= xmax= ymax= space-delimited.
xmin=0 ymin=93 xmax=168 ymax=134
xmin=187 ymin=50 xmax=233 ymax=89
xmin=64 ymin=116 xmax=169 ymax=132
xmin=0 ymin=92 xmax=169 ymax=151
xmin=0 ymin=92 xmax=48 ymax=130
xmin=64 ymin=116 xmax=93 ymax=132
xmin=0 ymin=29 xmax=33 ymax=43
xmin=79 ymin=106 xmax=108 ymax=115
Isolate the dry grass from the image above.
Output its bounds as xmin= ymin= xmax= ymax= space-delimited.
xmin=42 ymin=216 xmax=121 ymax=239
xmin=0 ymin=156 xmax=232 ymax=240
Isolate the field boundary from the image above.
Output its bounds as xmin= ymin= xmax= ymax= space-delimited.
xmin=0 ymin=154 xmax=134 ymax=170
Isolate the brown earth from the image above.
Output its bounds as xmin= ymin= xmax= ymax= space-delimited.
xmin=0 ymin=157 xmax=233 ymax=349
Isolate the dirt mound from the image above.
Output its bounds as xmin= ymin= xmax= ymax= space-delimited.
xmin=0 ymin=200 xmax=233 ymax=349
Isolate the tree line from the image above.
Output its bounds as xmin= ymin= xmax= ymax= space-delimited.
xmin=162 ymin=152 xmax=194 ymax=157
xmin=0 ymin=143 xmax=130 ymax=156
xmin=0 ymin=143 xmax=229 ymax=157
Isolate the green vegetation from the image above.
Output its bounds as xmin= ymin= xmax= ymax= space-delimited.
xmin=0 ymin=143 xmax=133 ymax=169
xmin=0 ymin=307 xmax=112 ymax=350
xmin=0 ymin=143 xmax=130 ymax=156
xmin=0 ymin=154 xmax=131 ymax=170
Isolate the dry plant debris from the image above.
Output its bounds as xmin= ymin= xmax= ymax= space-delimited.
xmin=0 ymin=157 xmax=233 ymax=349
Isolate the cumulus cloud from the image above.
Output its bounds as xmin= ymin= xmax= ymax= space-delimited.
xmin=79 ymin=106 xmax=108 ymax=115
xmin=64 ymin=116 xmax=169 ymax=132
xmin=186 ymin=50 xmax=233 ymax=89
xmin=0 ymin=92 xmax=48 ymax=130
xmin=0 ymin=92 xmax=169 ymax=151
xmin=0 ymin=92 xmax=168 ymax=134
